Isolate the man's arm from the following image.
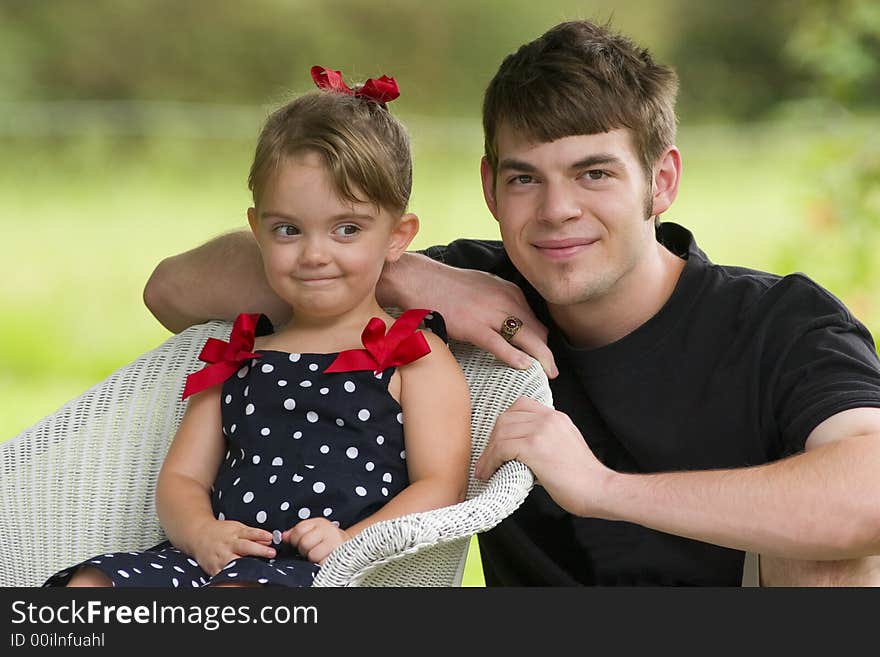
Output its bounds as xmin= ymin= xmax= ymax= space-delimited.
xmin=143 ymin=230 xmax=292 ymax=333
xmin=144 ymin=233 xmax=558 ymax=376
xmin=475 ymin=399 xmax=880 ymax=560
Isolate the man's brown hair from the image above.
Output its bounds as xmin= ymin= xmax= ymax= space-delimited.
xmin=482 ymin=20 xmax=678 ymax=179
xmin=249 ymin=89 xmax=412 ymax=215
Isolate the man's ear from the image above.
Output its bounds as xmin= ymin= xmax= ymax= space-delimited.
xmin=480 ymin=156 xmax=500 ymax=221
xmin=385 ymin=213 xmax=419 ymax=263
xmin=651 ymin=146 xmax=682 ymax=217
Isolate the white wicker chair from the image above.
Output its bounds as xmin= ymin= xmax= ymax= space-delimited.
xmin=0 ymin=319 xmax=552 ymax=587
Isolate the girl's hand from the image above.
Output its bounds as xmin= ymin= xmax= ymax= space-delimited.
xmin=190 ymin=519 xmax=276 ymax=576
xmin=283 ymin=518 xmax=351 ymax=565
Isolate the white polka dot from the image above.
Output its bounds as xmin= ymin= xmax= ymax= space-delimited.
xmin=172 ymin=578 xmax=179 ymax=587
xmin=323 ymin=508 xmax=333 ymax=517
xmin=292 ymin=474 xmax=304 ymax=482
xmin=269 ymin=474 xmax=277 ymax=484
xmin=307 ymin=411 xmax=319 ymax=423
xmin=397 ymin=412 xmax=404 ymax=424
xmin=173 ymin=565 xmax=185 ymax=573
xmin=309 ymin=363 xmax=319 ymax=371
xmin=233 ymin=477 xmax=241 ymax=486
xmin=365 ymin=462 xmax=375 ymax=471
xmin=376 ymin=435 xmax=384 ymax=445
xmin=258 ymin=578 xmax=269 ymax=584
xmin=230 ymin=424 xmax=236 ymax=433
xmin=245 ymin=403 xmax=255 ymax=415
xmin=346 ymin=447 xmax=359 ymax=459
xmin=383 ymin=473 xmax=393 ymax=483
xmin=261 ymin=427 xmax=270 ymax=436
xmin=358 ymin=409 xmax=370 ymax=421
xmin=230 ymin=459 xmax=237 ymax=468
xmin=336 ymin=418 xmax=345 ymax=427
xmin=191 ymin=580 xmax=199 ymax=587
xmin=218 ymin=512 xmax=225 ymax=520
xmin=273 ymin=530 xmax=283 ymax=544
xmin=280 ymin=501 xmax=290 ymax=511
xmin=272 ymin=457 xmax=283 ymax=466
xmin=319 ymin=387 xmax=329 ymax=395
xmin=293 ymin=431 xmax=302 ymax=439
xmin=298 ymin=508 xmax=311 ymax=519
xmin=278 ymin=380 xmax=287 ymax=387
xmin=305 ymin=464 xmax=315 ymax=469
xmin=256 ymin=511 xmax=267 ymax=523
xmin=244 ymin=386 xmax=249 ymax=397
xmin=225 ymin=394 xmax=232 ymax=404
xmin=261 ymin=363 xmax=274 ymax=373
xmin=284 ymin=398 xmax=296 ymax=411
xmin=382 ymin=487 xmax=389 ymax=496
xmin=344 ymin=381 xmax=356 ymax=392
xmin=150 ymin=563 xmax=163 ymax=569
xmin=117 ymin=569 xmax=130 ymax=578
xmin=237 ymin=365 xmax=249 ymax=378
xmin=400 ymin=450 xmax=407 ymax=459
xmin=252 ymin=455 xmax=261 ymax=464
xmin=243 ymin=491 xmax=254 ymax=503
xmin=300 ymin=380 xmax=312 ymax=388
xmin=355 ymin=486 xmax=367 ymax=497
xmin=289 ymin=353 xmax=301 ymax=362
xmin=227 ymin=572 xmax=238 ymax=578
xmin=320 ymin=445 xmax=330 ymax=454
xmin=313 ymin=482 xmax=326 ymax=493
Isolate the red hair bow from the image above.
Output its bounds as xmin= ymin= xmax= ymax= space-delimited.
xmin=324 ymin=309 xmax=431 ymax=374
xmin=182 ymin=313 xmax=263 ymax=400
xmin=311 ymin=66 xmax=400 ymax=104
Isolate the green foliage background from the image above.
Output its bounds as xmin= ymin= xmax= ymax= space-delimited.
xmin=1 ymin=0 xmax=879 ymax=586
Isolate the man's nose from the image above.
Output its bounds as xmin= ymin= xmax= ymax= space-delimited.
xmin=537 ymin=181 xmax=582 ymax=224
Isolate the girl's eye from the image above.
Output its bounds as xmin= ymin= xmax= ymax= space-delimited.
xmin=334 ymin=224 xmax=360 ymax=237
xmin=274 ymin=225 xmax=300 ymax=237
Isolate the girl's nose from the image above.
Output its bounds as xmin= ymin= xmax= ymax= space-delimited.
xmin=300 ymin=236 xmax=331 ymax=266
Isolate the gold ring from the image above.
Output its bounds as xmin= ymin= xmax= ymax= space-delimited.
xmin=500 ymin=315 xmax=523 ymax=342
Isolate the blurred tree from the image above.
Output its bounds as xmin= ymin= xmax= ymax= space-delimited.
xmin=775 ymin=0 xmax=880 ymax=324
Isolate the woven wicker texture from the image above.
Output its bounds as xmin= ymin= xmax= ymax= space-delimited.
xmin=1 ymin=318 xmax=551 ymax=587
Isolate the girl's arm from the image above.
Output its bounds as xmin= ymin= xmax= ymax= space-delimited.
xmin=156 ymin=388 xmax=275 ymax=573
xmin=349 ymin=330 xmax=472 ymax=532
xmin=286 ymin=331 xmax=472 ymax=563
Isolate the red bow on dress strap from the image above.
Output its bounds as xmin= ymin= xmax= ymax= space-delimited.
xmin=310 ymin=66 xmax=400 ymax=104
xmin=324 ymin=309 xmax=431 ymax=374
xmin=182 ymin=313 xmax=263 ymax=400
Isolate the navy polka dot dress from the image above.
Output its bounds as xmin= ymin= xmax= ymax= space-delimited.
xmin=44 ymin=311 xmax=447 ymax=588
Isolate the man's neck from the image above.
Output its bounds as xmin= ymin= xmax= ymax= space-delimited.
xmin=548 ymin=242 xmax=686 ymax=350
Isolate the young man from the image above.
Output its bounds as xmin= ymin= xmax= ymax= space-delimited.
xmin=145 ymin=21 xmax=880 ymax=585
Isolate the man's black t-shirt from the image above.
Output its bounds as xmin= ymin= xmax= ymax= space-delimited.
xmin=424 ymin=222 xmax=880 ymax=586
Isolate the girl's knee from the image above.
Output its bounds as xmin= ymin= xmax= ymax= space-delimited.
xmin=66 ymin=566 xmax=113 ymax=587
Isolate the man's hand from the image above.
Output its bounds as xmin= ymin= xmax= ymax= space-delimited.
xmin=474 ymin=396 xmax=613 ymax=517
xmin=190 ymin=519 xmax=276 ymax=576
xmin=380 ymin=253 xmax=558 ymax=378
xmin=284 ymin=518 xmax=351 ymax=565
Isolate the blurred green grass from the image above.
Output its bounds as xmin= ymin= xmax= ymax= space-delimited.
xmin=2 ymin=116 xmax=879 ymax=587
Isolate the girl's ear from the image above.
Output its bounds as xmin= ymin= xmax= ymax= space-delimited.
xmin=386 ymin=213 xmax=419 ymax=263
xmin=247 ymin=207 xmax=259 ymax=238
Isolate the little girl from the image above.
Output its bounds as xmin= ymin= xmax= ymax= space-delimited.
xmin=44 ymin=66 xmax=472 ymax=587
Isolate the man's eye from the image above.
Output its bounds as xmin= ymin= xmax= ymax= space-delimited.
xmin=510 ymin=174 xmax=534 ymax=185
xmin=584 ymin=170 xmax=606 ymax=180
xmin=334 ymin=224 xmax=360 ymax=237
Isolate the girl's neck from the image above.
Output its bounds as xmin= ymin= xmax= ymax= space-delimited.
xmin=267 ymin=297 xmax=391 ymax=352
